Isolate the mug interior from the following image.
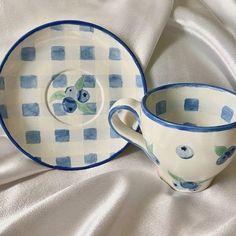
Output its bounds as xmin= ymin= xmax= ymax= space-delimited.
xmin=144 ymin=84 xmax=236 ymax=127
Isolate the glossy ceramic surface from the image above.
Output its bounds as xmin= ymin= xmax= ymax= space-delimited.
xmin=109 ymin=83 xmax=236 ymax=192
xmin=0 ymin=21 xmax=146 ymax=169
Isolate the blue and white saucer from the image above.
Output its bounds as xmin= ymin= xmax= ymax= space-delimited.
xmin=0 ymin=21 xmax=146 ymax=170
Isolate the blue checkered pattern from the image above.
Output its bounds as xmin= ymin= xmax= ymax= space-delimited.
xmin=0 ymin=22 xmax=145 ymax=168
xmin=155 ymin=97 xmax=235 ymax=127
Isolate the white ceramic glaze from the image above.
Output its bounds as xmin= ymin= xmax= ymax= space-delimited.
xmin=0 ymin=21 xmax=146 ymax=170
xmin=109 ymin=83 xmax=236 ymax=192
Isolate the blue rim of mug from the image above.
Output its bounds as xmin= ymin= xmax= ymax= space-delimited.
xmin=141 ymin=83 xmax=236 ymax=132
xmin=0 ymin=20 xmax=147 ymax=170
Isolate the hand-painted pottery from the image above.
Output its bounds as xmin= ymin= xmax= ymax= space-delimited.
xmin=0 ymin=20 xmax=146 ymax=170
xmin=109 ymin=83 xmax=236 ymax=192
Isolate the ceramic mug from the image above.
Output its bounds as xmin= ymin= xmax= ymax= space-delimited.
xmin=109 ymin=83 xmax=236 ymax=192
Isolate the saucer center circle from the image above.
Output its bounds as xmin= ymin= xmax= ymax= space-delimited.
xmin=46 ymin=70 xmax=104 ymax=127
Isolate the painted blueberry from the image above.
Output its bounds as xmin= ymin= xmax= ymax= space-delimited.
xmin=155 ymin=158 xmax=160 ymax=165
xmin=62 ymin=97 xmax=77 ymax=113
xmin=216 ymin=146 xmax=236 ymax=165
xmin=180 ymin=181 xmax=199 ymax=190
xmin=65 ymin=86 xmax=77 ymax=98
xmin=77 ymin=89 xmax=90 ymax=103
xmin=216 ymin=154 xmax=228 ymax=165
xmin=228 ymin=146 xmax=236 ymax=157
xmin=176 ymin=145 xmax=194 ymax=159
xmin=146 ymin=151 xmax=160 ymax=165
xmin=149 ymin=154 xmax=160 ymax=165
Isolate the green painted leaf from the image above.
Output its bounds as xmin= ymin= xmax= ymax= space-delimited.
xmin=145 ymin=140 xmax=154 ymax=155
xmin=147 ymin=144 xmax=153 ymax=154
xmin=50 ymin=91 xmax=65 ymax=102
xmin=215 ymin=146 xmax=227 ymax=156
xmin=144 ymin=140 xmax=148 ymax=147
xmin=75 ymin=76 xmax=85 ymax=90
xmin=77 ymin=102 xmax=93 ymax=114
xmin=168 ymin=171 xmax=184 ymax=182
xmin=199 ymin=177 xmax=212 ymax=184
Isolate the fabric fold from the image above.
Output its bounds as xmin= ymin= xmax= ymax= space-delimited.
xmin=172 ymin=6 xmax=236 ymax=88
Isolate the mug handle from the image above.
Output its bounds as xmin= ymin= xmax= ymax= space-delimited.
xmin=109 ymin=98 xmax=146 ymax=151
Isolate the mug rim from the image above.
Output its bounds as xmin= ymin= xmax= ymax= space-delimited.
xmin=141 ymin=83 xmax=236 ymax=132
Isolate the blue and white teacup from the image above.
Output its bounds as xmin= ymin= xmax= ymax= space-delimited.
xmin=109 ymin=83 xmax=236 ymax=192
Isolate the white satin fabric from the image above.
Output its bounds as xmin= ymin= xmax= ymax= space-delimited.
xmin=1 ymin=0 xmax=236 ymax=235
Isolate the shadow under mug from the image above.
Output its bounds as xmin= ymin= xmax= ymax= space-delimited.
xmin=109 ymin=83 xmax=236 ymax=192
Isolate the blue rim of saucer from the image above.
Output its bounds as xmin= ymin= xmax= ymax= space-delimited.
xmin=0 ymin=20 xmax=147 ymax=170
xmin=142 ymin=83 xmax=236 ymax=132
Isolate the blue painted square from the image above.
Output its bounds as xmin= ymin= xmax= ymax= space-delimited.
xmin=21 ymin=47 xmax=36 ymax=61
xmin=22 ymin=103 xmax=40 ymax=116
xmin=0 ymin=76 xmax=5 ymax=90
xmin=109 ymin=47 xmax=121 ymax=60
xmin=53 ymin=103 xmax=66 ymax=116
xmin=82 ymin=103 xmax=97 ymax=115
xmin=136 ymin=75 xmax=143 ymax=88
xmin=50 ymin=25 xmax=63 ymax=31
xmin=80 ymin=46 xmax=95 ymax=60
xmin=55 ymin=129 xmax=70 ymax=142
xmin=184 ymin=98 xmax=199 ymax=111
xmin=109 ymin=74 xmax=123 ymax=88
xmin=84 ymin=153 xmax=97 ymax=164
xmin=56 ymin=156 xmax=71 ymax=167
xmin=0 ymin=105 xmax=8 ymax=118
xmin=156 ymin=100 xmax=167 ymax=115
xmin=25 ymin=131 xmax=41 ymax=144
xmin=20 ymin=75 xmax=37 ymax=89
xmin=221 ymin=106 xmax=234 ymax=123
xmin=83 ymin=75 xmax=95 ymax=88
xmin=51 ymin=46 xmax=65 ymax=60
xmin=52 ymin=74 xmax=67 ymax=88
xmin=83 ymin=128 xmax=97 ymax=140
xmin=110 ymin=128 xmax=120 ymax=138
xmin=110 ymin=100 xmax=117 ymax=108
xmin=79 ymin=25 xmax=94 ymax=32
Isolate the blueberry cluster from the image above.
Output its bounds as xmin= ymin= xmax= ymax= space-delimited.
xmin=62 ymin=86 xmax=90 ymax=113
xmin=180 ymin=181 xmax=199 ymax=190
xmin=169 ymin=170 xmax=202 ymax=191
xmin=173 ymin=180 xmax=200 ymax=191
xmin=216 ymin=146 xmax=236 ymax=165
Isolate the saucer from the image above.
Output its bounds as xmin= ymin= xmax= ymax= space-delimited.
xmin=0 ymin=21 xmax=146 ymax=170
